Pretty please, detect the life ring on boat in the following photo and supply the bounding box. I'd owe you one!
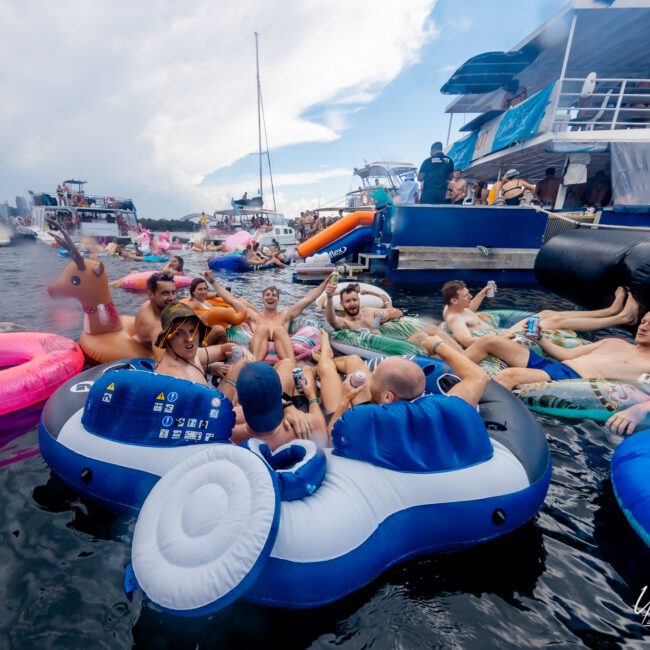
[316,282,391,311]
[80,315,153,363]
[226,318,321,363]
[115,271,193,292]
[0,332,84,419]
[515,377,650,426]
[611,429,650,547]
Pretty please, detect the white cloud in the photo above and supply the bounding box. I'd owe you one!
[0,0,438,217]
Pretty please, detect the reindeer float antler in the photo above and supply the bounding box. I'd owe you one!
[45,217,86,270]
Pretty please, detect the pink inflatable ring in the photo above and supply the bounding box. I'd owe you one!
[0,333,84,418]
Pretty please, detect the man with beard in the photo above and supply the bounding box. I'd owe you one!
[204,268,331,364]
[324,281,459,348]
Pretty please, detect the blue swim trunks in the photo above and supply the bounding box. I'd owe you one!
[526,350,581,381]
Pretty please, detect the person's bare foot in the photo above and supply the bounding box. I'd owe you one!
[620,292,640,324]
[610,286,627,313]
[311,349,321,363]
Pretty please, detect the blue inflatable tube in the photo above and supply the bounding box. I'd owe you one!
[143,255,169,263]
[208,253,275,272]
[611,429,650,546]
[312,226,373,263]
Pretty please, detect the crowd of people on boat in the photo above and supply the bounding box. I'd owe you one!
[416,142,613,210]
[295,210,345,242]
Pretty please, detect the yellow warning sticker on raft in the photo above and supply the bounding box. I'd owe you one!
[156,392,165,401]
[107,383,115,391]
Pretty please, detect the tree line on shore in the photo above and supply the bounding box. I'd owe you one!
[138,218,196,232]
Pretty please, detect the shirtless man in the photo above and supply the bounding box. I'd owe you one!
[155,302,240,383]
[134,272,178,347]
[443,280,638,348]
[219,357,330,450]
[535,167,561,208]
[325,281,403,333]
[204,269,331,363]
[462,311,650,390]
[446,169,468,204]
[316,329,488,434]
[325,281,461,350]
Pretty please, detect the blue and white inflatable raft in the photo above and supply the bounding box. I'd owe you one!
[39,357,551,615]
[611,429,650,547]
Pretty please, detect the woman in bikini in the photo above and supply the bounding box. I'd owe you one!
[493,169,536,206]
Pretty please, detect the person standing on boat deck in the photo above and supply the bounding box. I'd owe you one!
[535,168,561,208]
[446,170,468,204]
[418,142,454,205]
[56,184,64,206]
[396,171,419,204]
[492,169,536,206]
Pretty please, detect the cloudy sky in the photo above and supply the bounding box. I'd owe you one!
[0,0,565,219]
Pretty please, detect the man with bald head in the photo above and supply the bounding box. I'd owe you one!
[318,329,488,432]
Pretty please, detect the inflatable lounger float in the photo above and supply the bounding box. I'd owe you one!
[40,356,550,615]
[515,378,650,427]
[441,309,587,349]
[226,318,321,363]
[611,429,650,547]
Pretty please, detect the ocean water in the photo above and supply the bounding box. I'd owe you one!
[0,238,649,649]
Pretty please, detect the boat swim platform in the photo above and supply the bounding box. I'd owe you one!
[394,246,537,271]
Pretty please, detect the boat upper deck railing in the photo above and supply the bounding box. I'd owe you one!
[551,76,650,132]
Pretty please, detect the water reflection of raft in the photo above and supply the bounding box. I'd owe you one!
[516,378,650,427]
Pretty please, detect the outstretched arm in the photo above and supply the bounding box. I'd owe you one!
[469,286,489,312]
[325,281,348,330]
[285,274,333,320]
[421,335,489,407]
[202,268,258,318]
[538,337,605,361]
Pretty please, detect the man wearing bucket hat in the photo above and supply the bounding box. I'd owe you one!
[492,169,536,206]
[155,302,239,383]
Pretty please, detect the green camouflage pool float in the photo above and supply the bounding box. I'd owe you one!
[516,378,650,423]
[329,329,423,359]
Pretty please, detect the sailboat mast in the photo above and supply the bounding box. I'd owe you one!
[255,32,263,204]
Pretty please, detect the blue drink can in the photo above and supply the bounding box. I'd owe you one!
[292,368,304,391]
[526,316,541,338]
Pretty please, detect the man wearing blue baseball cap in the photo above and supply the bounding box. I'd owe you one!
[222,360,329,450]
